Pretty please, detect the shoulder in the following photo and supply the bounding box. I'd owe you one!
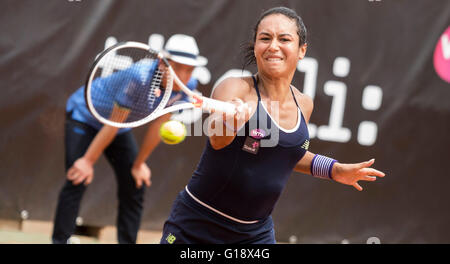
[187,77,198,90]
[126,62,152,79]
[291,85,314,123]
[211,76,253,101]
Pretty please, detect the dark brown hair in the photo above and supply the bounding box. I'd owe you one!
[242,6,307,68]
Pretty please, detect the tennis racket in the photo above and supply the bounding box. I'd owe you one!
[84,41,236,128]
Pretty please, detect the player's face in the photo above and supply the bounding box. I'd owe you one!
[170,60,195,91]
[254,14,306,78]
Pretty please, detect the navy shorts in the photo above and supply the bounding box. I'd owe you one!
[160,190,276,244]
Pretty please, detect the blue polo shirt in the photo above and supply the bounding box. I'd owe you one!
[66,60,197,133]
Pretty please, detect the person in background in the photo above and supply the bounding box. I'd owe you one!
[52,34,207,244]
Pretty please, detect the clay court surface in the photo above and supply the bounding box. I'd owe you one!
[0,219,162,244]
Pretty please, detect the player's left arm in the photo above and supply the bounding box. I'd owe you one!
[131,113,172,188]
[292,89,385,191]
[294,153,385,191]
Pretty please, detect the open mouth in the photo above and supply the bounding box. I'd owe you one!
[266,57,283,61]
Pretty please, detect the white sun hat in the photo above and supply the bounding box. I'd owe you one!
[164,34,208,67]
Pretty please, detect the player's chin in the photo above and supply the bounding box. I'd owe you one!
[261,66,287,78]
[260,62,288,73]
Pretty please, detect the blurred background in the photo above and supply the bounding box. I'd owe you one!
[1,0,449,244]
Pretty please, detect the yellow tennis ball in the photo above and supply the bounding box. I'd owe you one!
[159,120,187,145]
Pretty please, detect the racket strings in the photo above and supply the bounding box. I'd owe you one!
[89,47,170,125]
[147,64,164,110]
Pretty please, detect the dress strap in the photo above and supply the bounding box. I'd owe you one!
[289,85,300,110]
[251,75,262,129]
[251,75,262,102]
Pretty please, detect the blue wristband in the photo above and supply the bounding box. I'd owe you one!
[311,154,337,180]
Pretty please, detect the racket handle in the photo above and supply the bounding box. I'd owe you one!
[201,97,236,115]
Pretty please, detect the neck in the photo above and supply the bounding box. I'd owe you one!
[256,72,294,103]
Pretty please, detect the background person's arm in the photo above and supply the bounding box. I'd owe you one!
[131,113,172,188]
[67,105,130,185]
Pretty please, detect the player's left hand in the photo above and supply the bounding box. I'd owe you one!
[332,159,385,191]
[131,163,152,189]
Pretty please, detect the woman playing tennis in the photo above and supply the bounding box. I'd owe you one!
[160,6,386,244]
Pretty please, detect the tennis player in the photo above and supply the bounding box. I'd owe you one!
[52,34,207,244]
[160,7,385,244]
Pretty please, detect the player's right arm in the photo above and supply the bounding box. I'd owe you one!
[208,77,252,150]
[67,105,130,185]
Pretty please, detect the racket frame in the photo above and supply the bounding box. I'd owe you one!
[85,41,236,128]
[85,42,173,128]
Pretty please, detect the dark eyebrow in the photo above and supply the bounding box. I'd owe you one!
[258,32,293,38]
[258,32,272,37]
[278,33,293,38]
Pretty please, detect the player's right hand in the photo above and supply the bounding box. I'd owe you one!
[208,97,253,149]
[223,98,252,133]
[67,157,94,186]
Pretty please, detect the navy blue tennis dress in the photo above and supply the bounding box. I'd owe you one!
[160,76,310,244]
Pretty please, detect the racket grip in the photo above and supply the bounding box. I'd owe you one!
[201,98,236,115]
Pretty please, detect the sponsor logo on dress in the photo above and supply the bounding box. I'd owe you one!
[301,139,310,150]
[250,128,266,139]
[166,233,176,244]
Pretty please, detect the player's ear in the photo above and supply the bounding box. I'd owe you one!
[298,43,307,60]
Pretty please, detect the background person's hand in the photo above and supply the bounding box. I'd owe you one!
[131,163,152,189]
[332,159,386,191]
[67,157,94,186]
